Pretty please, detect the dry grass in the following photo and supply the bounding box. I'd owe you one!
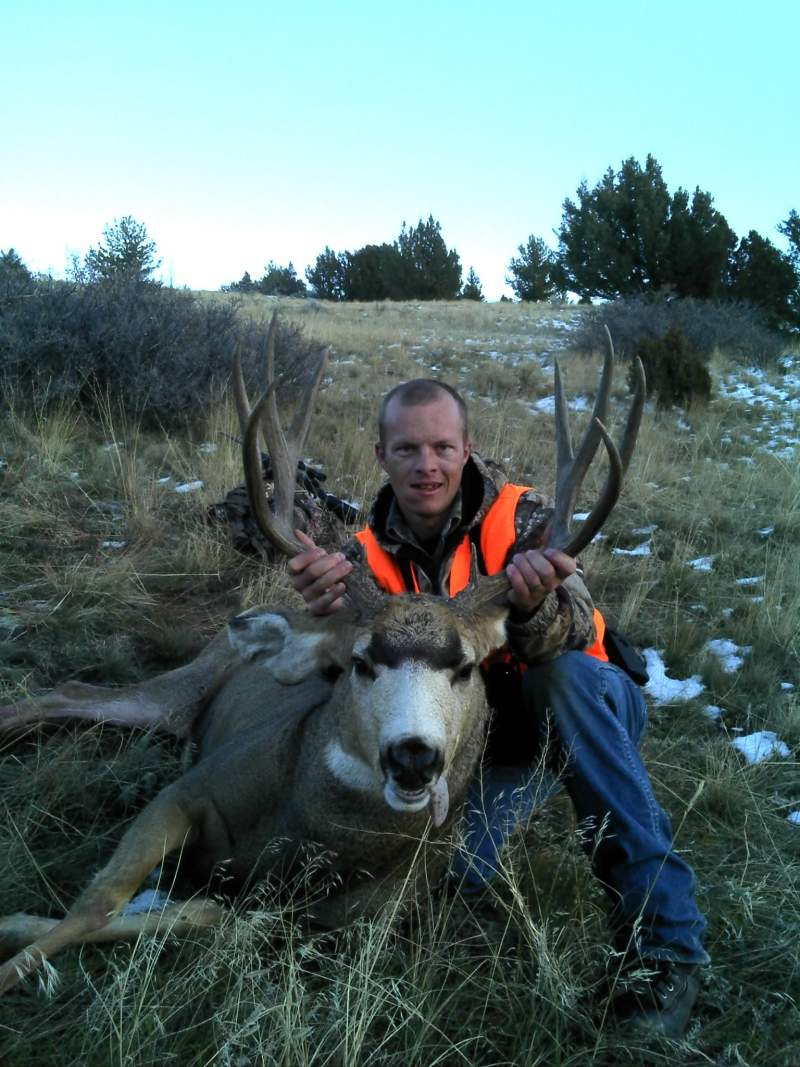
[1,299,798,1065]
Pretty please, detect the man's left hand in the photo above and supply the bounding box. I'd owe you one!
[505,548,577,615]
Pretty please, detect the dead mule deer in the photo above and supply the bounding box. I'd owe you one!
[0,318,644,995]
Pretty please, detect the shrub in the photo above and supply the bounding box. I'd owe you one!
[631,327,712,409]
[0,274,320,427]
[574,295,786,365]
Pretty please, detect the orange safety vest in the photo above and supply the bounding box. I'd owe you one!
[355,483,608,662]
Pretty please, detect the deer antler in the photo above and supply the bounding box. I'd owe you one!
[240,316,389,616]
[549,326,645,557]
[240,312,329,558]
[455,330,645,613]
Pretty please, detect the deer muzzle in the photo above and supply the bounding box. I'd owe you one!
[380,738,449,826]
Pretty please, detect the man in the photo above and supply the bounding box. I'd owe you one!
[289,379,708,1038]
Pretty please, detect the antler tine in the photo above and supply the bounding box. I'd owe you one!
[547,328,643,557]
[568,324,614,476]
[560,420,622,557]
[232,345,252,439]
[553,358,574,469]
[619,355,646,474]
[288,346,330,449]
[258,312,297,526]
[243,383,303,558]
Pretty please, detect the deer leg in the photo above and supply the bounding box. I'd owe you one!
[0,899,224,956]
[0,630,239,740]
[0,783,202,994]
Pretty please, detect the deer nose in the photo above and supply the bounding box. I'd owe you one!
[382,738,443,790]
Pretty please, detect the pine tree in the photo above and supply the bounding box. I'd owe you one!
[507,236,563,301]
[461,267,484,301]
[84,217,161,283]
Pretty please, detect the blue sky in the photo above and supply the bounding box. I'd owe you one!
[2,0,797,299]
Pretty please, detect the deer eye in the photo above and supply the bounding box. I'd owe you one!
[453,663,474,684]
[352,655,375,679]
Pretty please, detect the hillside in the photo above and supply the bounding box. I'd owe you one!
[0,298,798,1064]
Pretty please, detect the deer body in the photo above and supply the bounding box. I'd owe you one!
[179,597,506,920]
[0,594,508,989]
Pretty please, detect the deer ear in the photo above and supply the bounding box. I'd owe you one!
[227,609,332,684]
[470,606,511,662]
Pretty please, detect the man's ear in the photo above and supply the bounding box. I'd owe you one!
[374,441,386,469]
[463,438,472,462]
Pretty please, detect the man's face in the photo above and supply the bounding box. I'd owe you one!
[375,393,471,534]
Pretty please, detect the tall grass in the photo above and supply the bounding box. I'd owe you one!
[1,300,798,1065]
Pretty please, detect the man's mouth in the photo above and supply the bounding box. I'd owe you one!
[411,482,443,494]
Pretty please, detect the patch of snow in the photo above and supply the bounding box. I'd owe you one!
[572,511,590,522]
[102,441,125,451]
[704,705,724,721]
[198,442,217,454]
[643,649,704,706]
[732,731,790,765]
[688,555,716,572]
[611,542,652,557]
[533,395,590,414]
[101,540,127,549]
[157,476,172,484]
[721,608,734,619]
[780,681,795,691]
[736,576,764,586]
[757,526,775,537]
[122,889,172,915]
[175,480,203,493]
[632,524,658,535]
[788,811,800,826]
[706,638,751,673]
[749,596,765,604]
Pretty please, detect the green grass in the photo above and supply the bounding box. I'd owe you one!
[1,299,798,1065]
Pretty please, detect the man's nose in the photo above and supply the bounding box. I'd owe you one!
[414,445,438,471]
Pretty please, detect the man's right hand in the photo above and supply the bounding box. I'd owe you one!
[288,530,353,615]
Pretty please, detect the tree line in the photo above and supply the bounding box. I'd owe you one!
[226,155,799,333]
[3,153,799,334]
[224,215,474,303]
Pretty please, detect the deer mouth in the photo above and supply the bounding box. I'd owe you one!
[384,775,450,827]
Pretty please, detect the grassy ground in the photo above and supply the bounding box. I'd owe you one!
[1,298,798,1065]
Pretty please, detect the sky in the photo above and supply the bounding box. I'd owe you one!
[1,0,798,300]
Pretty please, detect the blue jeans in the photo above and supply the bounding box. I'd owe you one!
[451,651,709,965]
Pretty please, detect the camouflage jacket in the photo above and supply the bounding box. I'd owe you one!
[344,454,598,664]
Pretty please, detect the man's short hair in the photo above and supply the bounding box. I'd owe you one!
[377,379,469,443]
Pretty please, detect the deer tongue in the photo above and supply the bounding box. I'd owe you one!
[429,776,449,827]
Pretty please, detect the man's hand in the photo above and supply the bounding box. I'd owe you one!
[287,530,353,615]
[505,547,576,615]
